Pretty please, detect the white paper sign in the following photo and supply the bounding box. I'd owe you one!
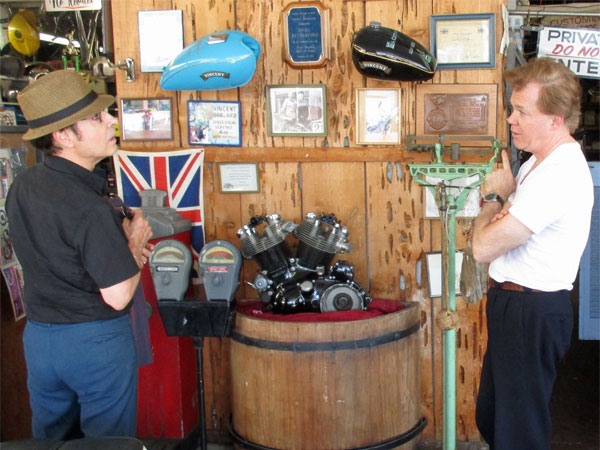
[45,0,101,11]
[138,10,184,72]
[537,26,600,79]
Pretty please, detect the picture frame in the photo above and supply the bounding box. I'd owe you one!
[282,1,330,69]
[355,88,401,145]
[119,98,173,142]
[430,13,496,70]
[218,163,260,193]
[188,100,241,147]
[138,10,184,72]
[426,251,464,298]
[416,83,497,143]
[266,84,327,137]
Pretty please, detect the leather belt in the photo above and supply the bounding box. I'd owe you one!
[487,278,543,293]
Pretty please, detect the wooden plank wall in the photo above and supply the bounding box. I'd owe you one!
[112,0,507,442]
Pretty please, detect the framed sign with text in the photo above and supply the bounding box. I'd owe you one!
[430,13,496,70]
[283,1,330,69]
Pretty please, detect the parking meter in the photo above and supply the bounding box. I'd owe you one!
[197,240,242,302]
[149,239,192,301]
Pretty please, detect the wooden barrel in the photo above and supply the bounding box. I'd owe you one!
[230,301,424,450]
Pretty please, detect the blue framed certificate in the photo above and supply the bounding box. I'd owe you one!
[283,1,330,69]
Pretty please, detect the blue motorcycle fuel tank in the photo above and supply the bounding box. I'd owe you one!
[352,22,436,81]
[160,30,261,91]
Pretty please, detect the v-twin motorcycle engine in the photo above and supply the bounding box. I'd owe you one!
[237,213,371,314]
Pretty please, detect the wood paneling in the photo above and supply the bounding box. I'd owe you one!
[112,0,508,442]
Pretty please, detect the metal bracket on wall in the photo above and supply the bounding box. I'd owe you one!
[113,57,136,82]
[406,135,498,160]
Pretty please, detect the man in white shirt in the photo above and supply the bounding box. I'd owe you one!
[472,57,594,450]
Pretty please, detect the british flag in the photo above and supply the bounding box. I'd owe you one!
[113,149,205,256]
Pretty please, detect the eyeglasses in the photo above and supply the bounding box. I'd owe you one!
[85,110,109,123]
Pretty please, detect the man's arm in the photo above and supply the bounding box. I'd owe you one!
[100,209,154,310]
[100,273,142,310]
[472,150,532,263]
[472,204,532,263]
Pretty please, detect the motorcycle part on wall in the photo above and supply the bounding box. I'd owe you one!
[237,212,371,314]
[352,22,437,82]
[8,10,40,56]
[160,30,261,91]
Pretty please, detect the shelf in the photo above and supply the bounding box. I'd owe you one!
[0,125,27,133]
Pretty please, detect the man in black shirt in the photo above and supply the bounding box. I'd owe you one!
[6,70,153,439]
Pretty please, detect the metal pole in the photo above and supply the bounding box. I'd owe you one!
[442,204,457,450]
[194,337,207,450]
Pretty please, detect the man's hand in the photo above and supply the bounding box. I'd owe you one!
[483,150,516,200]
[122,209,154,269]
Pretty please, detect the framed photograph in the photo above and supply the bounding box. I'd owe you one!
[266,84,327,137]
[119,98,173,141]
[283,1,330,69]
[426,251,464,298]
[416,83,497,142]
[218,163,259,193]
[355,88,401,145]
[188,100,241,147]
[138,10,184,72]
[430,13,496,70]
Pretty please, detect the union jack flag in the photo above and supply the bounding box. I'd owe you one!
[113,149,205,256]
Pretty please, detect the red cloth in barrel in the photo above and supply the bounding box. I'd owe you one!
[235,298,405,322]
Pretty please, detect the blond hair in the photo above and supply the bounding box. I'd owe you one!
[504,57,581,133]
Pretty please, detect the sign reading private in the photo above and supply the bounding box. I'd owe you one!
[45,0,101,11]
[537,26,600,79]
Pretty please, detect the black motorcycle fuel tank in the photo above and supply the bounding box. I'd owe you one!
[352,22,437,81]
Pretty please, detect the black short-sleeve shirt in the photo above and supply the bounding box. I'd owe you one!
[6,156,140,323]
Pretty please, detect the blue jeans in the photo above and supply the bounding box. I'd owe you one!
[23,314,138,439]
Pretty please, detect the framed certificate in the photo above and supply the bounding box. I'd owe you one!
[218,163,259,193]
[430,13,496,70]
[283,1,330,69]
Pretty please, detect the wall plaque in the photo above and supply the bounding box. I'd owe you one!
[416,83,497,146]
[283,1,330,69]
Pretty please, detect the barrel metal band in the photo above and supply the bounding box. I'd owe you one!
[231,321,420,352]
[230,417,428,450]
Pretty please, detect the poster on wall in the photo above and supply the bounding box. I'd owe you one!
[0,147,28,321]
[537,26,600,79]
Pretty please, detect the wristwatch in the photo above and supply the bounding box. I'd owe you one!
[480,192,505,208]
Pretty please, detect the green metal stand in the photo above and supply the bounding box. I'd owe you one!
[409,137,502,450]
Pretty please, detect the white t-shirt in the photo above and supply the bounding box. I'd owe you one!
[489,143,594,291]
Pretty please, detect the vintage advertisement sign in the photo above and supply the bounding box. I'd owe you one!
[537,26,600,79]
[45,0,101,11]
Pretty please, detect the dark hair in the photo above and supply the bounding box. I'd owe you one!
[30,123,82,157]
[504,57,581,133]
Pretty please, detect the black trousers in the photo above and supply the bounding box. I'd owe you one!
[476,286,573,450]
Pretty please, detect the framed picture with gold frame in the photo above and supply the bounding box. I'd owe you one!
[416,83,497,145]
[355,88,401,145]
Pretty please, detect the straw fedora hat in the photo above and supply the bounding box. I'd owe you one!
[18,70,114,140]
